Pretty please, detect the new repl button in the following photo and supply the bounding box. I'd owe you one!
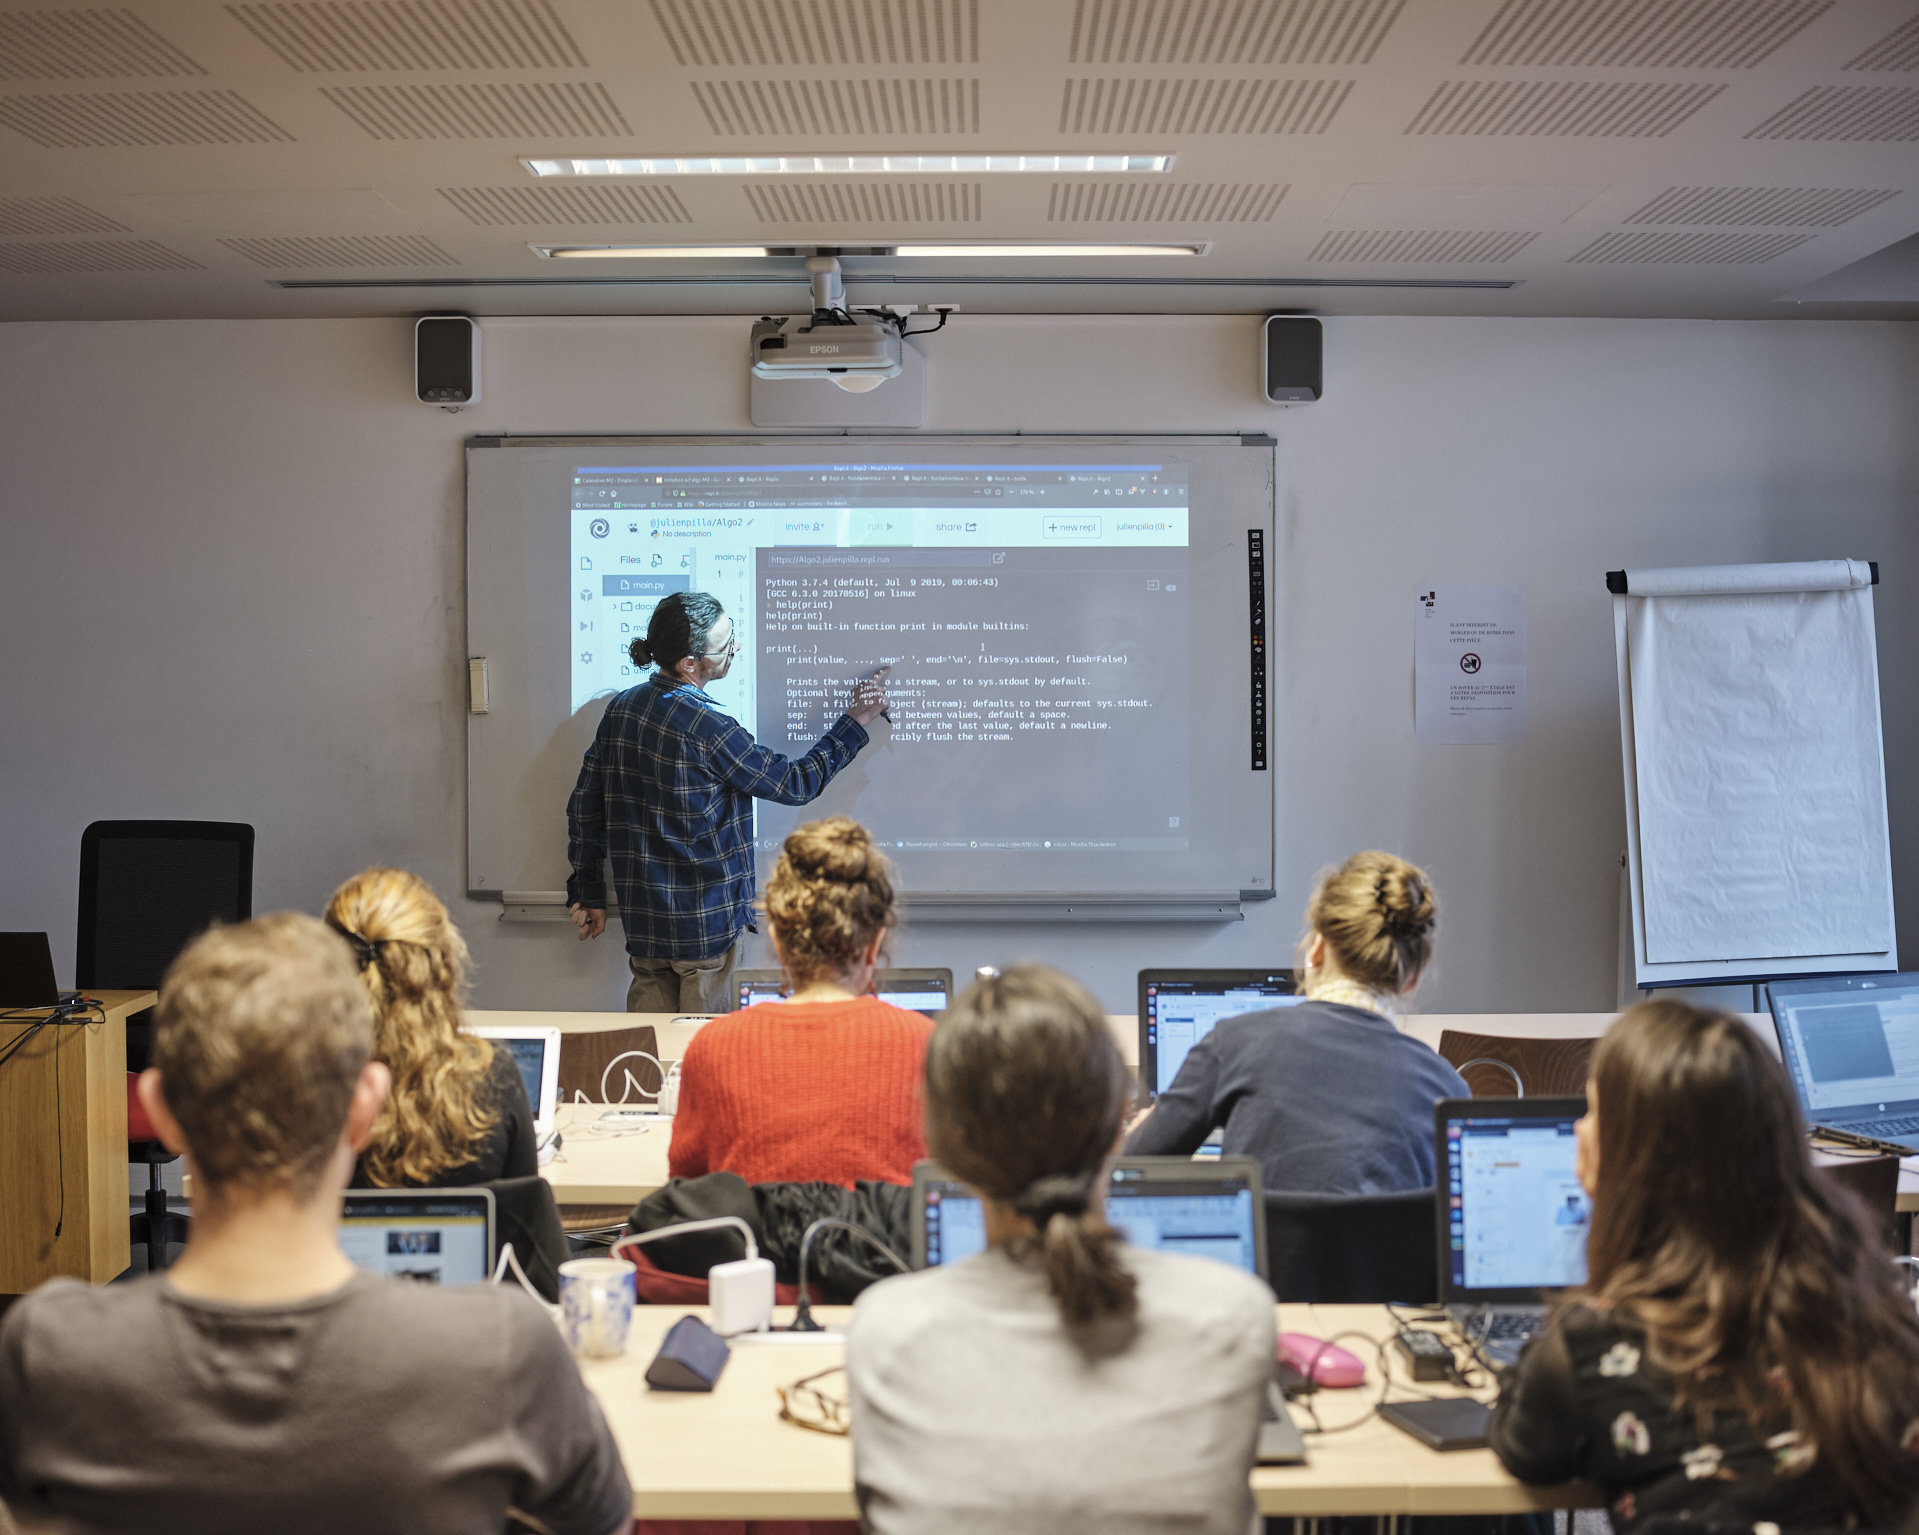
[1044,517,1101,539]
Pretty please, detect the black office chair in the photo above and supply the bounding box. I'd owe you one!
[1263,1187,1437,1304]
[77,820,253,1271]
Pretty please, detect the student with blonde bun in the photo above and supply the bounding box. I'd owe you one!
[1128,850,1466,1194]
[324,867,537,1189]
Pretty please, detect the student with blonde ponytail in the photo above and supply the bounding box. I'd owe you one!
[324,868,537,1188]
[846,965,1275,1535]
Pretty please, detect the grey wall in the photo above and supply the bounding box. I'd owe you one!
[3,314,1915,1015]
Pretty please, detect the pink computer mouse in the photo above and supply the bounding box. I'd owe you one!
[1277,1332,1367,1389]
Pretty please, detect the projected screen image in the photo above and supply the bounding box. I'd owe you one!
[570,460,1191,858]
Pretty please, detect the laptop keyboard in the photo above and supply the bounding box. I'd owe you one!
[1481,1313,1543,1342]
[1855,1116,1919,1137]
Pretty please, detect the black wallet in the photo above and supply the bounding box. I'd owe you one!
[1377,1397,1492,1450]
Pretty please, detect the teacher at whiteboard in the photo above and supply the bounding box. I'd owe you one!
[565,590,890,1014]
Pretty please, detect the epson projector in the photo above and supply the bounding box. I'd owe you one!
[750,313,902,392]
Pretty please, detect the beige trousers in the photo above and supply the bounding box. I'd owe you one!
[625,935,745,1015]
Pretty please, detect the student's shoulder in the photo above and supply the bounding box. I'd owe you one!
[2,1275,154,1357]
[849,1254,1019,1340]
[336,1274,566,1366]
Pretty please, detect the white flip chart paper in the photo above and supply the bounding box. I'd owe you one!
[1416,585,1526,744]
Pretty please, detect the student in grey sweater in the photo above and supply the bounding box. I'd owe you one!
[0,913,630,1535]
[1128,850,1466,1195]
[847,964,1276,1535]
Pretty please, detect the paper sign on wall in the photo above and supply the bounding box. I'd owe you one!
[1416,585,1526,743]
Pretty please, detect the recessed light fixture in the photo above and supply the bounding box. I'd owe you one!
[522,154,1174,178]
[532,242,1207,260]
[892,243,1206,257]
[534,244,774,259]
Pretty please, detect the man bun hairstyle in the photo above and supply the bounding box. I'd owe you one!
[1307,849,1437,994]
[628,590,725,674]
[924,964,1138,1336]
[763,817,896,987]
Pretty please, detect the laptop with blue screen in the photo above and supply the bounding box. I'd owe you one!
[1769,972,1919,1154]
[1138,969,1300,1101]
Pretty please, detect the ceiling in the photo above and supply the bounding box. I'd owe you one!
[2,0,1917,321]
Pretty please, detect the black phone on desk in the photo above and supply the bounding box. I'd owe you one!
[1377,1398,1491,1451]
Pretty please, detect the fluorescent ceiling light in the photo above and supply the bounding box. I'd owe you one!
[522,154,1173,177]
[893,243,1206,257]
[534,244,772,259]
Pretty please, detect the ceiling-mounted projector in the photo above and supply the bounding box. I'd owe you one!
[750,255,909,393]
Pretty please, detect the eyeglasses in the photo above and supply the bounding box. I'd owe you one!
[703,634,740,661]
[776,1366,849,1436]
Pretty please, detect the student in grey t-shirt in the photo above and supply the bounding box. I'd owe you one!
[847,965,1276,1535]
[0,912,630,1535]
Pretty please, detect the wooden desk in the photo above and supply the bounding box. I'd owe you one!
[0,990,152,1290]
[582,1302,1598,1520]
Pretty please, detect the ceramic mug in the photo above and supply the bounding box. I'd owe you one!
[559,1256,637,1358]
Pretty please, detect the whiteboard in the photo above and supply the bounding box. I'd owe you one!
[466,435,1276,920]
[1613,560,1895,987]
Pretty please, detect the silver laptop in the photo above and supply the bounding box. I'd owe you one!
[1769,972,1919,1153]
[340,1189,495,1286]
[1435,1097,1589,1367]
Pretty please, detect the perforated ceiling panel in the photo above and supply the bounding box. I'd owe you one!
[320,82,630,138]
[0,90,293,147]
[1309,229,1539,262]
[220,234,457,266]
[0,239,200,273]
[1746,86,1919,140]
[226,0,587,71]
[0,9,206,80]
[1061,76,1352,133]
[0,195,128,237]
[1407,80,1724,136]
[1460,0,1830,69]
[1569,230,1815,262]
[1047,181,1288,221]
[439,184,691,224]
[1623,185,1900,226]
[690,78,978,135]
[1066,0,1407,64]
[649,0,977,65]
[1844,14,1919,72]
[743,181,981,222]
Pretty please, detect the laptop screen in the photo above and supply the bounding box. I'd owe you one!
[1440,1103,1588,1298]
[340,1193,492,1285]
[1769,973,1919,1127]
[738,971,951,1016]
[494,1035,548,1113]
[1140,971,1301,1098]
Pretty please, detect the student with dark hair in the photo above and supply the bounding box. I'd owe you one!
[0,914,630,1535]
[1128,849,1466,1194]
[1490,1000,1919,1532]
[565,589,890,1012]
[846,964,1275,1535]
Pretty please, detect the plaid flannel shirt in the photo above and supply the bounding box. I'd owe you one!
[566,674,869,961]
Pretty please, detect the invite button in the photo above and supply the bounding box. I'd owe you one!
[1043,517,1101,539]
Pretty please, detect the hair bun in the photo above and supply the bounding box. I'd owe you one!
[628,637,653,668]
[1372,870,1435,938]
[785,817,873,882]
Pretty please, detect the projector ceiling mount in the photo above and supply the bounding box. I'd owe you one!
[749,254,952,393]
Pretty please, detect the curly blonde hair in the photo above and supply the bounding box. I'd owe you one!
[762,817,896,987]
[1305,850,1437,994]
[323,868,497,1187]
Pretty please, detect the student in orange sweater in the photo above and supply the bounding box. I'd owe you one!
[667,816,933,1189]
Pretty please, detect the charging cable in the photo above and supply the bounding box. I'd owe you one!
[1895,1255,1919,1312]
[614,1218,772,1336]
[600,1049,664,1106]
[612,1216,760,1265]
[491,1241,558,1315]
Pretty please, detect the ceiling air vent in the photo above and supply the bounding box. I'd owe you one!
[0,239,200,273]
[0,195,128,236]
[1048,182,1287,221]
[1745,86,1919,140]
[440,184,691,225]
[1061,76,1352,133]
[1067,0,1406,65]
[321,81,630,139]
[690,77,978,135]
[1309,229,1538,262]
[1406,80,1723,136]
[221,235,457,267]
[1844,15,1919,72]
[1568,230,1814,262]
[1623,185,1900,226]
[1461,0,1830,69]
[650,0,977,66]
[744,182,981,222]
[0,8,205,80]
[226,0,586,71]
[0,89,292,146]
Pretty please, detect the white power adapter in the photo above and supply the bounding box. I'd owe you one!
[708,1255,775,1336]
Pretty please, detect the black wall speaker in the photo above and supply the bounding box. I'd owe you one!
[415,314,480,405]
[1263,316,1321,404]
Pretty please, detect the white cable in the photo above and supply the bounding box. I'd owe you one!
[491,1240,559,1315]
[612,1216,759,1263]
[600,1049,664,1105]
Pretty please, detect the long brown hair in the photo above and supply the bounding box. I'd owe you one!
[762,817,896,989]
[924,964,1137,1334]
[1304,850,1437,993]
[1584,1000,1919,1521]
[324,868,497,1188]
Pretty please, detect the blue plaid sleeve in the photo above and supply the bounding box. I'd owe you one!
[703,711,869,804]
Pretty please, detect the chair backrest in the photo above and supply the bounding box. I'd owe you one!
[1437,1030,1595,1099]
[1816,1155,1902,1250]
[558,1024,662,1103]
[487,1174,572,1303]
[77,821,253,990]
[1263,1188,1437,1304]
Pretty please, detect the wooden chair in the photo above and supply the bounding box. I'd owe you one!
[557,1023,661,1104]
[1437,1030,1595,1099]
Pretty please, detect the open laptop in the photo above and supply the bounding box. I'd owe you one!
[340,1189,494,1285]
[736,967,953,1018]
[0,933,75,1008]
[1138,969,1300,1101]
[465,1025,561,1137]
[1769,972,1919,1154]
[1435,1096,1589,1367]
[910,1154,1304,1464]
